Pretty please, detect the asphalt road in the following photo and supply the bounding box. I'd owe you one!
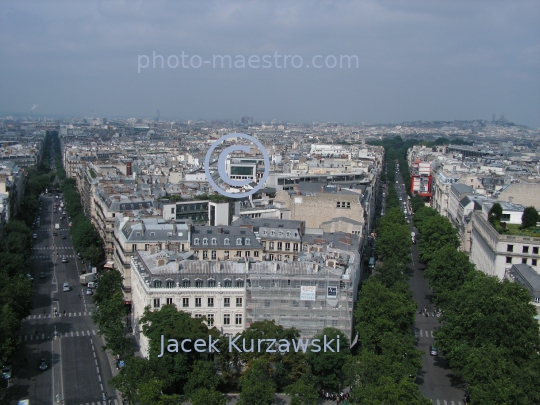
[7,194,118,405]
[393,170,466,405]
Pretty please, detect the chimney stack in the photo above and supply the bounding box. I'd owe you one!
[217,227,223,234]
[337,185,341,192]
[320,186,324,193]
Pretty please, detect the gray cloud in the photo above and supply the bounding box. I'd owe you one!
[0,0,538,126]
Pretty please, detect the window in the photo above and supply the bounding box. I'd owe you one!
[211,251,217,260]
[270,230,275,236]
[507,245,514,252]
[236,251,242,257]
[203,251,208,259]
[245,238,250,245]
[262,241,267,249]
[245,251,250,257]
[208,297,214,307]
[293,243,299,252]
[182,298,189,307]
[207,314,214,326]
[224,238,230,245]
[533,259,538,266]
[285,242,290,251]
[194,238,199,245]
[236,279,244,287]
[501,214,511,221]
[534,297,540,303]
[153,298,160,308]
[337,201,341,208]
[278,231,283,237]
[236,297,243,307]
[224,297,230,307]
[346,202,351,209]
[223,314,230,325]
[277,242,282,250]
[235,314,242,325]
[166,298,173,305]
[182,279,190,287]
[506,256,512,264]
[208,279,216,287]
[171,207,175,214]
[224,251,229,259]
[262,230,267,236]
[523,246,529,253]
[254,251,259,257]
[286,231,291,237]
[236,238,242,245]
[533,247,539,254]
[195,298,201,307]
[166,280,174,288]
[522,258,527,264]
[194,314,202,319]
[211,238,217,245]
[195,279,203,287]
[132,244,137,252]
[224,279,232,288]
[203,238,208,245]
[269,242,274,249]
[277,254,282,261]
[150,232,155,237]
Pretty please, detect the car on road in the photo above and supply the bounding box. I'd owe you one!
[25,273,33,282]
[86,288,93,295]
[62,283,70,292]
[430,346,439,356]
[1,365,11,379]
[39,358,48,371]
[398,196,402,201]
[61,257,67,263]
[32,233,37,239]
[53,231,58,236]
[39,272,46,279]
[76,252,82,260]
[61,234,67,239]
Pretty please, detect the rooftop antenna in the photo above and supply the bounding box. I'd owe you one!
[31,104,38,121]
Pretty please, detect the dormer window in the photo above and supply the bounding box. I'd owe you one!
[207,278,216,287]
[236,279,244,287]
[270,230,275,236]
[136,232,141,237]
[195,279,203,287]
[211,238,217,245]
[236,238,242,246]
[194,238,199,245]
[153,280,162,288]
[150,232,155,237]
[278,231,283,237]
[262,230,267,236]
[245,239,251,246]
[203,238,208,245]
[224,238,230,245]
[182,278,190,287]
[286,231,291,237]
[224,278,232,287]
[166,279,174,288]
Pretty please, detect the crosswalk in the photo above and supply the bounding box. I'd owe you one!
[32,254,76,259]
[32,246,73,250]
[25,312,92,320]
[74,400,120,405]
[22,329,97,340]
[431,400,463,405]
[418,329,435,338]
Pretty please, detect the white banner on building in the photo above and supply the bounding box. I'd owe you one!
[300,286,316,301]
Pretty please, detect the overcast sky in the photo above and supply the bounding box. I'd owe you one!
[1,0,538,127]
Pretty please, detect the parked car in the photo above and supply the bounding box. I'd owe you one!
[62,283,70,292]
[39,272,46,279]
[430,346,439,356]
[39,358,48,371]
[61,257,68,263]
[86,288,93,295]
[26,273,33,282]
[1,365,11,379]
[32,234,37,239]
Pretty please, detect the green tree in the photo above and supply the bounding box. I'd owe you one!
[351,376,432,405]
[488,202,503,224]
[521,206,538,229]
[375,257,408,289]
[183,360,220,398]
[284,371,319,405]
[417,215,459,263]
[238,358,276,405]
[82,244,104,266]
[110,357,156,404]
[190,388,226,405]
[307,328,350,391]
[410,196,425,213]
[423,246,475,295]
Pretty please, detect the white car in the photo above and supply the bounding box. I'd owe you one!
[86,288,93,295]
[62,283,70,292]
[32,234,38,239]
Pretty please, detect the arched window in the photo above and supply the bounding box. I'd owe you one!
[224,238,230,245]
[203,238,208,245]
[245,238,251,246]
[194,238,199,245]
[211,238,217,245]
[236,238,242,245]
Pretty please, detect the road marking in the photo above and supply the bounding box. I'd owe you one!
[420,330,423,337]
[87,330,90,336]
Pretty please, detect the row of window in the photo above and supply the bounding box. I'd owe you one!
[198,250,259,259]
[153,279,244,288]
[261,229,299,238]
[193,313,242,326]
[507,245,539,254]
[506,257,538,266]
[194,237,251,246]
[262,241,299,251]
[153,297,243,308]
[336,201,351,209]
